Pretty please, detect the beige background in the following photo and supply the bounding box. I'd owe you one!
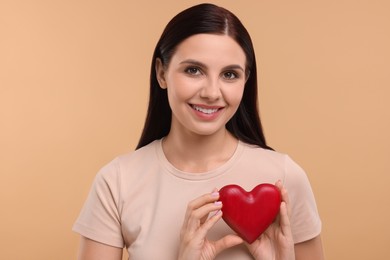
[1,0,389,259]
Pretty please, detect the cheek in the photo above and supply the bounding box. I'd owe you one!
[168,76,199,101]
[225,84,245,105]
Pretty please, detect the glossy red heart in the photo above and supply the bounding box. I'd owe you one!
[219,184,281,243]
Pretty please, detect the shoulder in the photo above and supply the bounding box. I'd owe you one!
[240,142,311,185]
[95,140,160,185]
[239,142,290,169]
[240,143,322,242]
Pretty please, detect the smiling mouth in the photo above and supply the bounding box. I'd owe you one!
[190,104,221,114]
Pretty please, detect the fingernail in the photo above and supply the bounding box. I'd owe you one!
[214,201,222,206]
[213,210,222,216]
[211,191,219,197]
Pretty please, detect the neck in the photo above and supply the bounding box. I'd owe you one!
[162,129,238,173]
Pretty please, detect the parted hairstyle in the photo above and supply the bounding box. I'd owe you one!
[136,3,272,150]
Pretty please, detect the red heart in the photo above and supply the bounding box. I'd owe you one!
[219,184,281,243]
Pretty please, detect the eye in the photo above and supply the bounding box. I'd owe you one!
[185,67,202,76]
[223,71,238,80]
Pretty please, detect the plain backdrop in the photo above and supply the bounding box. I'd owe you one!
[1,0,389,259]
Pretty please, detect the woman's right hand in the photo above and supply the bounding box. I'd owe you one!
[178,190,243,260]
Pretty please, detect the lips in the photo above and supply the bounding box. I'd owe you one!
[190,104,223,114]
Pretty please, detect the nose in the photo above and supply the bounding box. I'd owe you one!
[199,77,222,101]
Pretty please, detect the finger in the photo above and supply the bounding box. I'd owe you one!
[214,234,244,255]
[281,187,291,218]
[275,179,283,190]
[186,201,223,232]
[200,200,223,224]
[279,201,293,238]
[185,191,220,218]
[275,180,291,217]
[191,209,223,242]
[183,191,220,229]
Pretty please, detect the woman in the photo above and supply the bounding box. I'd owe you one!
[73,3,324,259]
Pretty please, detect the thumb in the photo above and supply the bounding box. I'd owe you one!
[214,234,243,255]
[280,201,293,238]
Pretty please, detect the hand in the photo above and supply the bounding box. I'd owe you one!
[246,181,295,260]
[178,190,243,260]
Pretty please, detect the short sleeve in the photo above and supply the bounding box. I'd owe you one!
[72,158,124,248]
[284,156,322,243]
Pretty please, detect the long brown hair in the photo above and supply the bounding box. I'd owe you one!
[136,3,272,150]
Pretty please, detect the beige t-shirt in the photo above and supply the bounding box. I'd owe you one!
[73,139,321,259]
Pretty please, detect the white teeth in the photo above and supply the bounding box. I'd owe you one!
[192,105,219,114]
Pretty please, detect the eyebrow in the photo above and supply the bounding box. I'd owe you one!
[179,59,245,72]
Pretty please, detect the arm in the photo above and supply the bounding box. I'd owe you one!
[295,235,324,260]
[77,236,123,260]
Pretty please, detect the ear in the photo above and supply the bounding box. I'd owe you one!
[155,58,167,89]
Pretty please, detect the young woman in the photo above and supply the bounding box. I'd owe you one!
[73,4,324,260]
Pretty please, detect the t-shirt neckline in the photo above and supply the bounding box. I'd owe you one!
[155,138,244,181]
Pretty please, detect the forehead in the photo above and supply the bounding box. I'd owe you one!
[170,34,247,67]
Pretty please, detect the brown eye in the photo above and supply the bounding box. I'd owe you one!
[223,71,238,80]
[185,67,201,75]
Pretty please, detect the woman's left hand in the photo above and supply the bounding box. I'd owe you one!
[246,180,295,260]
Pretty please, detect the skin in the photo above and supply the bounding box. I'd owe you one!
[76,34,325,259]
[77,237,122,260]
[246,181,295,260]
[177,182,294,260]
[156,34,247,173]
[77,185,324,260]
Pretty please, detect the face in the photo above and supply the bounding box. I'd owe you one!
[156,34,247,137]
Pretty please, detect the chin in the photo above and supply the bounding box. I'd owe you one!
[189,126,227,137]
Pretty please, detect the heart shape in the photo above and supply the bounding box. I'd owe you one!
[219,184,281,243]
